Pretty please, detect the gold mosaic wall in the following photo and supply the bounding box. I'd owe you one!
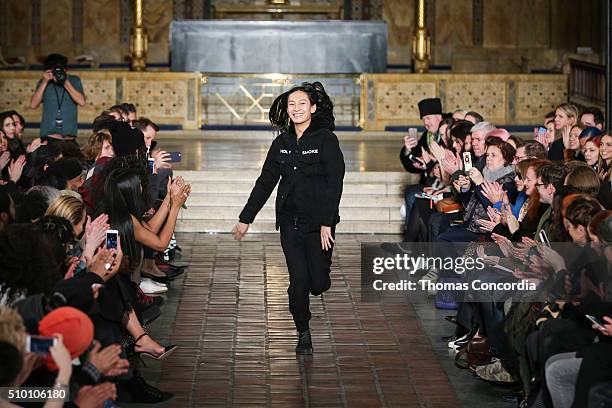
[360,74,568,130]
[0,71,201,129]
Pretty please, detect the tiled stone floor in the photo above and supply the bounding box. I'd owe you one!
[139,233,512,408]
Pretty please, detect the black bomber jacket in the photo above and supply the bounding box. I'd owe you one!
[239,115,345,232]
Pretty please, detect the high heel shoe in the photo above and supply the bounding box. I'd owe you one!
[132,333,177,360]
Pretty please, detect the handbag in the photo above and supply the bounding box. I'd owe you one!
[455,337,493,369]
[435,197,462,213]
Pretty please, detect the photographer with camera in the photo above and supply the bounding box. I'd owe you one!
[30,54,86,141]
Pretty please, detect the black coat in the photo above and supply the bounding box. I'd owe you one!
[400,130,431,174]
[239,116,345,232]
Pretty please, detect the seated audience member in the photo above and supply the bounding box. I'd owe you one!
[35,157,83,192]
[465,111,484,124]
[579,106,605,131]
[548,103,579,161]
[439,136,516,242]
[120,103,137,126]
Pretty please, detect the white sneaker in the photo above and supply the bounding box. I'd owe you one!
[140,278,168,294]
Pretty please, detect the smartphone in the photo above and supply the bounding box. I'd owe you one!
[407,153,422,164]
[536,126,547,139]
[408,127,418,141]
[26,335,57,355]
[106,229,118,250]
[147,158,155,173]
[168,152,182,163]
[462,152,473,172]
[586,314,604,329]
[538,230,551,247]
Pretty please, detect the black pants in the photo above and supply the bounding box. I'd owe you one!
[280,222,334,332]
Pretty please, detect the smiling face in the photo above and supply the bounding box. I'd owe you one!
[99,140,115,159]
[569,126,581,150]
[524,167,537,196]
[584,141,600,166]
[287,90,316,127]
[601,135,612,162]
[422,114,442,134]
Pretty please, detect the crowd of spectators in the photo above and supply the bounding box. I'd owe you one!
[395,98,612,408]
[0,100,190,405]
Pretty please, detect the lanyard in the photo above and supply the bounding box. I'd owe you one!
[52,83,66,110]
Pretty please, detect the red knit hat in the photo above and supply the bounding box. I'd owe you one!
[38,307,94,371]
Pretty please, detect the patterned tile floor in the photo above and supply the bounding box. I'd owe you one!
[138,233,512,408]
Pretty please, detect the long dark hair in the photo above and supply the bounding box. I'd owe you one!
[99,168,144,269]
[268,81,334,133]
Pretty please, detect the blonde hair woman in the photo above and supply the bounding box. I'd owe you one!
[46,195,110,272]
[548,103,579,161]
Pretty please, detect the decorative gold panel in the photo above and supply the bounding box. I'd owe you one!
[375,82,436,120]
[360,73,568,130]
[123,80,188,119]
[445,81,506,122]
[0,79,37,113]
[0,71,201,130]
[81,79,118,119]
[516,80,568,122]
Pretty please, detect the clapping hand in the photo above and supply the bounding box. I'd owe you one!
[8,155,26,183]
[481,181,504,204]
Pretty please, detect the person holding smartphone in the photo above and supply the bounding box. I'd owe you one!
[232,82,344,355]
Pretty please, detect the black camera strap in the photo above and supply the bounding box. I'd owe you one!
[52,83,66,110]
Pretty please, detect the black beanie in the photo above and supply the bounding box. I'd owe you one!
[418,98,443,118]
[47,158,82,180]
[109,121,145,157]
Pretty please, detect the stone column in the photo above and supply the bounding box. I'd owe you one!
[412,0,431,73]
[130,0,148,71]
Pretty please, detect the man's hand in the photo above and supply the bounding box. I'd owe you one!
[232,222,249,241]
[43,70,54,83]
[320,226,335,251]
[404,135,418,151]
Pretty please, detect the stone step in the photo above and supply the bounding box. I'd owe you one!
[179,206,404,222]
[175,170,416,184]
[175,219,403,234]
[186,193,404,208]
[186,181,403,195]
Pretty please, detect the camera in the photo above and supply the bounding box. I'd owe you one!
[52,66,67,84]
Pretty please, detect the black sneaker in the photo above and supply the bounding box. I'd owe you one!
[295,330,313,355]
[116,370,174,404]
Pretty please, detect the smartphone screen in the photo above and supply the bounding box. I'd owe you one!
[538,230,551,247]
[168,152,182,163]
[462,152,473,172]
[408,127,418,141]
[537,126,547,138]
[147,158,155,173]
[106,230,118,250]
[586,314,603,329]
[27,335,56,355]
